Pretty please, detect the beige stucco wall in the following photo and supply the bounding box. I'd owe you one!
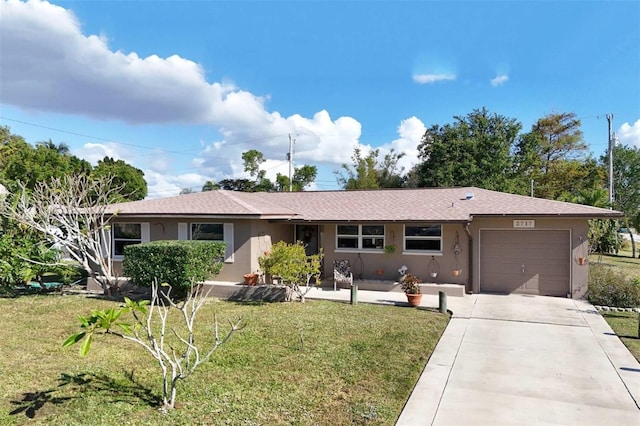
[108,216,590,298]
[321,223,469,284]
[111,218,254,283]
[468,217,590,298]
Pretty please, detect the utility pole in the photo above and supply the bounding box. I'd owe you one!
[606,114,614,209]
[287,134,295,192]
[530,179,534,197]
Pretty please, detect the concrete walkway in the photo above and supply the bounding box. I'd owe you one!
[305,288,640,425]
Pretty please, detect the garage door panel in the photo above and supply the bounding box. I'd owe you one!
[481,230,569,297]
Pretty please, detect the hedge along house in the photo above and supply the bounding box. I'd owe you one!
[103,187,621,299]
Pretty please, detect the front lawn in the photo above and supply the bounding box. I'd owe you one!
[601,311,640,362]
[0,295,448,425]
[590,243,640,277]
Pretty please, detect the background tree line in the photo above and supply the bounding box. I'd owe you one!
[0,125,147,291]
[336,108,640,257]
[0,125,147,201]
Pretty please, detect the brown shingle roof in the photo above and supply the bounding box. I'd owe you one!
[109,187,621,222]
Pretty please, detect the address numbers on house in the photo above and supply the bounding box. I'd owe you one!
[513,220,535,228]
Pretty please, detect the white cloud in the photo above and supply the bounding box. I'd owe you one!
[1,0,365,183]
[144,170,210,198]
[412,73,456,84]
[73,142,129,165]
[378,116,426,173]
[490,74,509,87]
[617,119,640,148]
[147,153,172,174]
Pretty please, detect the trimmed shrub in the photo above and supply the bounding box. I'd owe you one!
[123,240,225,299]
[587,263,640,308]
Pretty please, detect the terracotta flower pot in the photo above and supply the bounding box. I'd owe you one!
[376,268,384,276]
[406,293,422,307]
[243,273,258,286]
[452,269,462,277]
[577,257,587,265]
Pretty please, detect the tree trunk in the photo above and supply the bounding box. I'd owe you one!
[629,230,636,258]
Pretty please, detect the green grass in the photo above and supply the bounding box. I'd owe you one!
[0,295,448,425]
[601,311,640,362]
[589,242,640,277]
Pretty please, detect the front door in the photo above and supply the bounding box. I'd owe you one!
[295,225,319,256]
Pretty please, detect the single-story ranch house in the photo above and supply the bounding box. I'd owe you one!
[103,187,621,299]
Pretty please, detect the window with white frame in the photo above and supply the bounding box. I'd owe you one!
[190,223,224,241]
[112,223,143,257]
[336,224,385,251]
[179,222,234,263]
[404,224,442,253]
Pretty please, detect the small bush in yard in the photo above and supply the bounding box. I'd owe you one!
[123,240,225,299]
[588,263,640,308]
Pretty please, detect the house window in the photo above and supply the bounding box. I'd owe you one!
[404,225,442,253]
[179,222,234,263]
[191,223,224,241]
[336,224,385,251]
[113,223,142,257]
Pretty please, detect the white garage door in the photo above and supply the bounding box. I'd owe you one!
[480,230,570,297]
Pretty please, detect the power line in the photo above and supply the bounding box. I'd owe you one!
[0,115,292,158]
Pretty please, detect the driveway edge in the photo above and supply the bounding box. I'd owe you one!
[574,299,640,409]
[395,318,469,426]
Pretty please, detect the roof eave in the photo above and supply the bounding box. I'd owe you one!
[472,212,624,219]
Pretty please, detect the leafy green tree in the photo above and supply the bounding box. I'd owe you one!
[91,157,147,201]
[202,180,220,191]
[218,178,256,192]
[258,241,323,302]
[0,127,91,191]
[36,139,70,155]
[335,147,405,189]
[415,108,521,191]
[0,221,61,293]
[575,187,622,258]
[0,175,128,295]
[512,112,592,199]
[237,149,316,192]
[242,149,267,181]
[335,147,380,189]
[378,149,406,188]
[609,144,640,257]
[275,165,318,191]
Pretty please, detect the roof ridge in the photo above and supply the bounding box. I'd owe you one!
[218,190,263,214]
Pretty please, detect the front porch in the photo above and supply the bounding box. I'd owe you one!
[333,279,466,297]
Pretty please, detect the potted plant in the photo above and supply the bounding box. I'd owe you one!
[384,244,396,256]
[243,272,258,286]
[400,273,422,307]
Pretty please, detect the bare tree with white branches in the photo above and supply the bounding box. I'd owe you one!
[64,281,244,411]
[0,174,122,294]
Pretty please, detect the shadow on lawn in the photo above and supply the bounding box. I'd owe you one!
[9,371,161,419]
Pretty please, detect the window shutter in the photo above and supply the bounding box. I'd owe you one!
[141,223,150,243]
[101,225,112,258]
[178,223,188,240]
[223,223,234,263]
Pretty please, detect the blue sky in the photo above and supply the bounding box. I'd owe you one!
[1,0,639,198]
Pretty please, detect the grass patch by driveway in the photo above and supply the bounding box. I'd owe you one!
[590,246,640,277]
[601,311,640,362]
[0,295,448,425]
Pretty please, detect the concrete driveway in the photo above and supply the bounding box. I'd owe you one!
[397,294,640,425]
